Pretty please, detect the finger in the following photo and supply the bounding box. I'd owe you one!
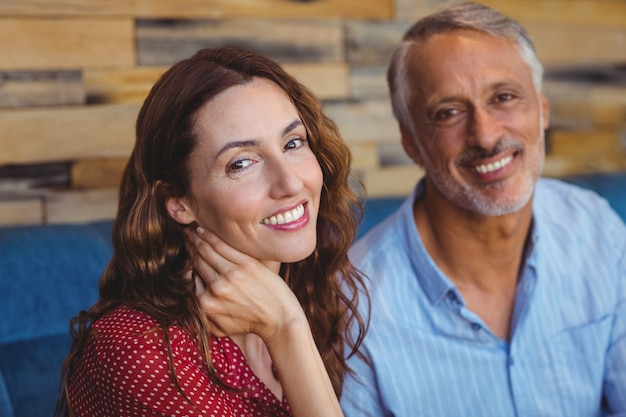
[185,229,233,282]
[195,286,242,337]
[187,227,237,275]
[194,271,206,296]
[195,226,257,269]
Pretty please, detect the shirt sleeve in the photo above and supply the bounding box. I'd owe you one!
[603,226,626,415]
[340,347,387,417]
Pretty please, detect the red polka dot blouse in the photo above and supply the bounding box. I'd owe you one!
[67,305,292,416]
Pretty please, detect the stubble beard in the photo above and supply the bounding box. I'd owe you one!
[422,128,545,218]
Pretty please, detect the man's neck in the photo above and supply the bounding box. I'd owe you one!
[414,190,533,339]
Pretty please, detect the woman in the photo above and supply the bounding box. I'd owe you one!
[55,46,368,417]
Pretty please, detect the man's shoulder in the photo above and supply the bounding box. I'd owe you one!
[535,178,621,220]
[351,206,407,266]
[534,178,626,248]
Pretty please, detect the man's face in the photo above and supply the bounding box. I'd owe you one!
[401,29,549,217]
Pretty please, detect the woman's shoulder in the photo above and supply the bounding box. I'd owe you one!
[90,305,197,355]
[94,305,160,339]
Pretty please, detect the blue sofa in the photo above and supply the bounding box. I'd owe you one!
[0,173,625,417]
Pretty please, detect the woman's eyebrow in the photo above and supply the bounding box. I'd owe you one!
[283,119,303,135]
[214,119,304,158]
[215,139,259,158]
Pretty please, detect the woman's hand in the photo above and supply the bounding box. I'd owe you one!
[184,226,307,343]
[185,225,344,417]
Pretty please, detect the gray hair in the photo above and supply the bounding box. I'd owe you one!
[388,1,544,131]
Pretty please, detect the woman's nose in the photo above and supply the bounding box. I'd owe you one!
[268,158,304,199]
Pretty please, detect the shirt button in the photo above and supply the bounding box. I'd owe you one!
[471,323,481,331]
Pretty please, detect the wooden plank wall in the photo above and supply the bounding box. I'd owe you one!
[0,0,625,226]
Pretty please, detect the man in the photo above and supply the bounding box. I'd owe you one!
[341,2,625,416]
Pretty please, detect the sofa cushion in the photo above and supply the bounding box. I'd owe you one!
[0,369,14,417]
[0,221,113,417]
[359,197,405,238]
[0,333,72,417]
[0,221,113,344]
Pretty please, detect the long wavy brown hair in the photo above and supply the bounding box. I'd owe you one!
[55,46,368,415]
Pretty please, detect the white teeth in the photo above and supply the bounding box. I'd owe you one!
[474,155,513,174]
[262,204,305,225]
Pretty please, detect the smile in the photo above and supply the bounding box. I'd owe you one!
[473,155,513,174]
[261,204,305,225]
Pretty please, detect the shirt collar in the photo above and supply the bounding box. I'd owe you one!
[401,179,457,305]
[401,179,540,305]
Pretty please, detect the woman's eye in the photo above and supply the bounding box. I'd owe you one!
[227,158,253,172]
[285,137,306,151]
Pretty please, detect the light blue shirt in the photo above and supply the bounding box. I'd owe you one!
[341,178,626,417]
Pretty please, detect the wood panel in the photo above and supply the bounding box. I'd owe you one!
[136,19,344,66]
[589,87,626,126]
[0,104,138,165]
[485,0,626,28]
[0,0,623,228]
[283,63,350,100]
[71,159,128,189]
[0,197,43,226]
[219,0,393,20]
[545,81,626,130]
[84,67,165,104]
[351,67,389,99]
[544,154,626,178]
[0,0,220,18]
[396,0,626,27]
[346,22,407,67]
[528,24,626,66]
[544,128,626,176]
[0,71,84,108]
[544,81,595,130]
[83,63,349,105]
[46,188,119,224]
[324,100,399,143]
[550,129,625,158]
[348,142,380,170]
[346,20,626,68]
[0,18,134,71]
[358,166,424,198]
[0,0,393,20]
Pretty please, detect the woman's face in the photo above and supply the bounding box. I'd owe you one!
[168,77,323,271]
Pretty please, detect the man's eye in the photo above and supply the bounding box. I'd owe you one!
[494,93,514,103]
[435,108,458,121]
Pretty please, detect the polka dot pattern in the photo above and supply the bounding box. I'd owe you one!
[68,305,292,417]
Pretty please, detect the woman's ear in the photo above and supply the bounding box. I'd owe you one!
[156,180,197,225]
[165,196,197,225]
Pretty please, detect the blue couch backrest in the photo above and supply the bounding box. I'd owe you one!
[0,221,113,417]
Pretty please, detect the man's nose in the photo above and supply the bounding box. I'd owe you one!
[467,106,502,150]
